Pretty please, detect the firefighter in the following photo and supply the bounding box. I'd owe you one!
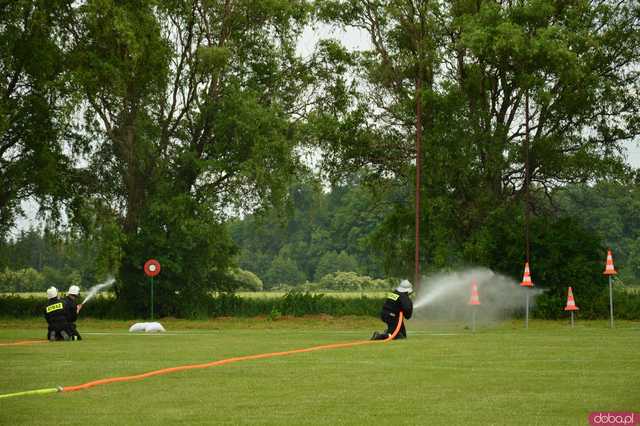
[371,279,413,340]
[63,285,83,340]
[44,287,71,341]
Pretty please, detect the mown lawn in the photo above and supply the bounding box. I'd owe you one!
[0,318,638,425]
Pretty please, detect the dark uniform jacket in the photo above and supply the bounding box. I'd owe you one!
[63,296,79,323]
[380,290,413,320]
[45,297,69,330]
[63,295,82,340]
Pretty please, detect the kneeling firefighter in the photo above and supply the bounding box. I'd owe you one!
[44,287,71,341]
[63,285,83,340]
[371,279,413,340]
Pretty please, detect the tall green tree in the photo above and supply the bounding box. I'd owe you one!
[0,0,75,237]
[67,0,311,316]
[230,172,397,282]
[555,179,640,284]
[315,0,640,277]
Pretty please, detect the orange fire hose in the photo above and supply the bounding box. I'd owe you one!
[63,312,405,393]
[0,312,405,397]
[0,339,48,347]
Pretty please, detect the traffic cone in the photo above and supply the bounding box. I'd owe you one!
[564,287,579,311]
[520,262,534,287]
[469,280,480,305]
[603,249,617,275]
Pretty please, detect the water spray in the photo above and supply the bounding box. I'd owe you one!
[468,279,480,332]
[412,267,542,324]
[81,277,115,305]
[413,268,495,311]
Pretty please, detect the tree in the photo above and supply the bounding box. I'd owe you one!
[314,250,360,280]
[229,268,263,291]
[66,0,312,316]
[229,172,396,283]
[265,248,306,288]
[0,267,44,292]
[0,0,75,237]
[314,251,339,280]
[555,180,640,284]
[314,0,640,276]
[318,271,389,291]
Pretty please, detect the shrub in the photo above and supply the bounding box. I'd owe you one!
[318,271,391,291]
[0,268,45,292]
[229,268,264,291]
[0,292,384,319]
[3,289,637,320]
[0,295,48,317]
[533,286,640,320]
[314,251,360,281]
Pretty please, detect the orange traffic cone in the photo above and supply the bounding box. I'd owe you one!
[520,262,534,287]
[603,249,617,275]
[469,280,480,305]
[564,287,579,311]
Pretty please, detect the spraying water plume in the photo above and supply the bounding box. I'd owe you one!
[82,277,115,305]
[412,268,542,322]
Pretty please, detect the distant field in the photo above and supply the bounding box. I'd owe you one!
[1,318,638,425]
[233,291,386,299]
[623,286,640,295]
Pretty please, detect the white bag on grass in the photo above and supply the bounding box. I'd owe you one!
[129,322,166,333]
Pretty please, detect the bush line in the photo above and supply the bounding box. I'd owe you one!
[0,293,385,320]
[2,289,640,320]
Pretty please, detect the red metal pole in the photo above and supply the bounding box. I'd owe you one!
[415,77,422,288]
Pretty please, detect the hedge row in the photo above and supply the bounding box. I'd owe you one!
[0,293,384,319]
[1,289,639,320]
[532,287,640,320]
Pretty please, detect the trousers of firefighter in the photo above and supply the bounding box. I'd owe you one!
[44,286,83,341]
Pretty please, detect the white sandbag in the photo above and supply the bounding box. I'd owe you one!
[129,322,166,333]
[129,322,149,332]
[144,322,165,333]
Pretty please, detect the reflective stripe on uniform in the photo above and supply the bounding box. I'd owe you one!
[46,302,63,313]
[386,292,399,301]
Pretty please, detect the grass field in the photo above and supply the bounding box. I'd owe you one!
[1,317,639,425]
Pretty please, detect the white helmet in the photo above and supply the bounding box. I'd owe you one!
[396,279,413,293]
[46,287,58,299]
[68,285,80,296]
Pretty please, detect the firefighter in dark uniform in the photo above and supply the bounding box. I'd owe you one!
[63,285,83,340]
[44,287,71,341]
[371,280,413,340]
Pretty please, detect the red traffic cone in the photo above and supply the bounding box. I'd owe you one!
[564,287,579,311]
[520,262,534,287]
[603,249,617,275]
[469,280,480,305]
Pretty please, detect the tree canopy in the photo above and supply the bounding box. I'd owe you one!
[0,0,638,317]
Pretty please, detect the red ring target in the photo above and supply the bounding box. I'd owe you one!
[144,259,161,277]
